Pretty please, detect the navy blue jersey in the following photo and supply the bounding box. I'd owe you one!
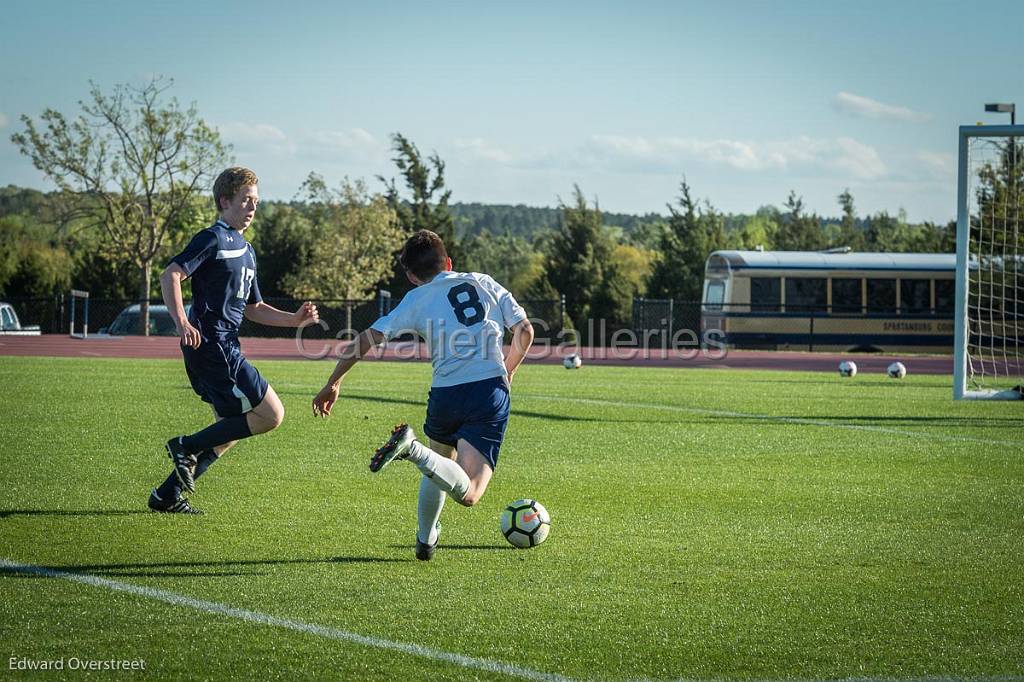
[171,219,262,338]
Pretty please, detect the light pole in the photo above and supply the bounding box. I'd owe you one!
[985,102,1016,125]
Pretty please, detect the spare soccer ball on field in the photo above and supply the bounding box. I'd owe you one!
[500,499,551,549]
[887,362,907,379]
[562,354,582,370]
[838,360,857,378]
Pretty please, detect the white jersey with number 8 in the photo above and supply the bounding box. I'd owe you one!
[371,271,528,388]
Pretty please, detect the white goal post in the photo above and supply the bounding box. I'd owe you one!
[954,124,1024,400]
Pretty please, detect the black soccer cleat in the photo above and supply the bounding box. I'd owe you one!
[370,423,416,473]
[415,538,437,561]
[148,489,203,515]
[415,522,441,561]
[166,437,197,494]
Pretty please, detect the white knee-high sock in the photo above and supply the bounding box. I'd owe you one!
[417,476,445,545]
[406,441,469,501]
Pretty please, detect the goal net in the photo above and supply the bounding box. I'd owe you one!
[954,125,1024,399]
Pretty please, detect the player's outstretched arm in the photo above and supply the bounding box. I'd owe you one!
[160,263,201,348]
[504,318,535,385]
[312,328,386,417]
[244,301,319,327]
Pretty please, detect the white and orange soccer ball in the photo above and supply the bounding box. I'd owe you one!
[838,361,857,378]
[500,499,551,548]
[887,362,907,379]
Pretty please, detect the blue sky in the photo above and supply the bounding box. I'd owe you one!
[2,0,1021,223]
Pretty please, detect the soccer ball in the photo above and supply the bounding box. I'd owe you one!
[500,499,551,549]
[838,360,857,378]
[887,361,907,379]
[562,354,582,370]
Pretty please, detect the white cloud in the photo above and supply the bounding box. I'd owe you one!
[217,121,296,156]
[832,137,887,179]
[453,138,513,164]
[0,112,9,129]
[214,123,390,164]
[218,121,288,143]
[592,135,774,171]
[917,151,955,178]
[584,134,887,180]
[310,127,379,154]
[832,92,931,123]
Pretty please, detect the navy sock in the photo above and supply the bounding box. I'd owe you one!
[181,416,252,453]
[154,448,216,502]
[194,449,220,479]
[154,472,182,502]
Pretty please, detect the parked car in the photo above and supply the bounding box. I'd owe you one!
[0,302,42,335]
[99,304,190,336]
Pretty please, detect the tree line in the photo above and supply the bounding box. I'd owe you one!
[7,77,1007,337]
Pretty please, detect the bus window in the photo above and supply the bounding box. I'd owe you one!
[900,279,930,315]
[750,277,780,311]
[867,278,896,314]
[831,278,862,314]
[705,280,726,310]
[934,279,955,314]
[785,277,826,313]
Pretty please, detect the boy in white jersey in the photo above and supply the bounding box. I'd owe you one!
[312,230,535,560]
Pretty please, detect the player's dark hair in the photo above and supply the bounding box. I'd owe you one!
[213,167,258,211]
[400,230,449,281]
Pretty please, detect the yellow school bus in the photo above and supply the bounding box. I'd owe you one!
[701,250,956,353]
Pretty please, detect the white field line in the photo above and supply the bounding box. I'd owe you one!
[622,671,1024,675]
[0,559,576,682]
[4,560,1022,682]
[312,386,1022,449]
[519,394,1024,449]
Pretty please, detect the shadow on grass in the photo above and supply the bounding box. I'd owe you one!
[285,391,678,424]
[1,555,410,580]
[2,570,273,579]
[388,543,514,552]
[0,510,152,519]
[740,414,1024,427]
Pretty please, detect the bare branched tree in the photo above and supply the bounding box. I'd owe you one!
[11,77,230,334]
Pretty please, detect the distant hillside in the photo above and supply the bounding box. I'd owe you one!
[449,201,876,241]
[450,202,665,239]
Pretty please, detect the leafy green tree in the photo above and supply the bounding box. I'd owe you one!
[10,77,228,334]
[863,210,904,251]
[835,188,865,251]
[975,138,1024,252]
[541,186,613,337]
[591,242,656,326]
[647,180,724,302]
[282,174,401,330]
[906,221,954,253]
[0,215,72,298]
[378,134,459,294]
[729,206,779,250]
[776,191,826,251]
[247,202,315,298]
[460,230,546,300]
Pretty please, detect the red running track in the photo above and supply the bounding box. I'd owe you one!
[0,334,955,375]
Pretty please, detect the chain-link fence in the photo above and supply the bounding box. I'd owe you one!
[3,296,64,333]
[634,297,956,352]
[520,297,565,343]
[2,292,565,340]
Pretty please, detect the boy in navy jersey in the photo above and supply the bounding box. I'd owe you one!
[312,230,534,560]
[148,167,318,513]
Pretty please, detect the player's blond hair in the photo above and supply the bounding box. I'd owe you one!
[213,167,258,211]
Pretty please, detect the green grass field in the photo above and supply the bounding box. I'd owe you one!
[1,355,1022,681]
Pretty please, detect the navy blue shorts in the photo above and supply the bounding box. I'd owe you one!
[181,337,268,418]
[423,376,511,470]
